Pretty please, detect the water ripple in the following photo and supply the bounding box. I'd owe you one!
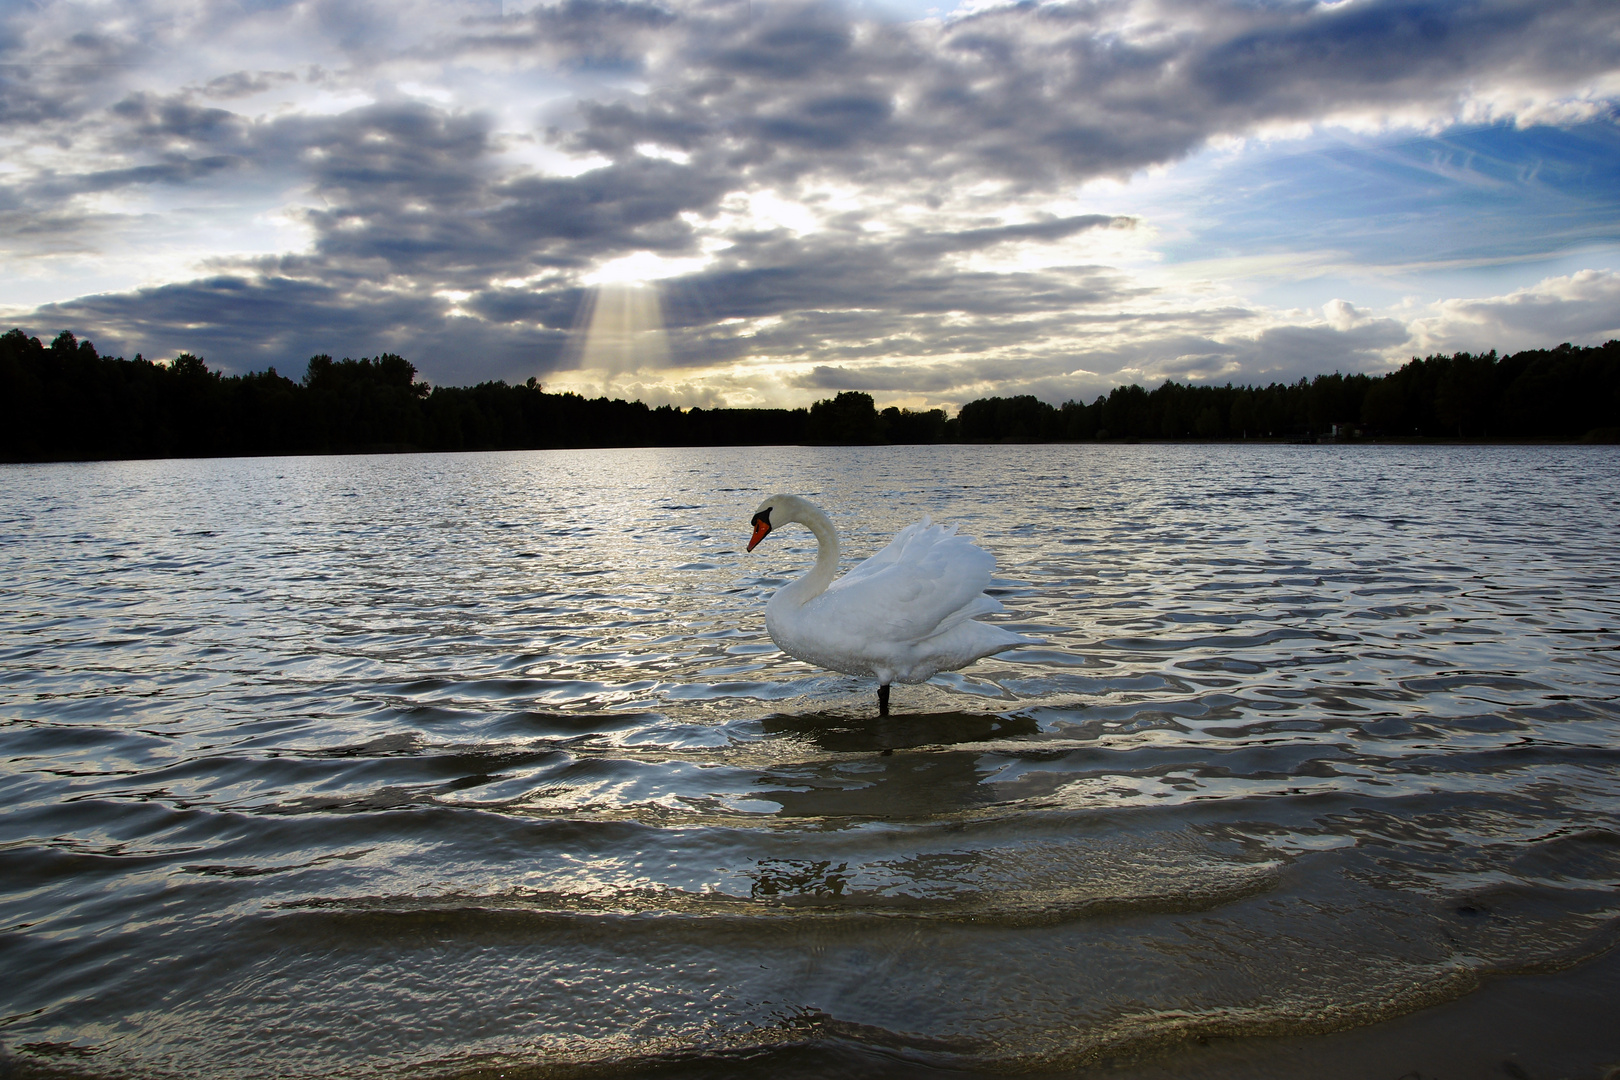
[2,444,1618,1077]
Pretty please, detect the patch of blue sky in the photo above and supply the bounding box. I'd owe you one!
[1144,120,1620,310]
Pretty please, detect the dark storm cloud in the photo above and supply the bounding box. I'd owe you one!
[707,7,853,79]
[456,0,679,69]
[795,362,986,392]
[481,160,723,255]
[1189,1,1541,107]
[0,71,72,128]
[464,284,583,330]
[40,155,243,195]
[892,214,1134,258]
[196,70,299,100]
[563,99,712,157]
[109,92,249,148]
[1065,316,1411,383]
[786,312,1414,401]
[45,275,355,346]
[675,257,1127,324]
[28,273,570,384]
[653,224,1138,328]
[7,85,722,279]
[0,20,142,125]
[279,150,727,284]
[6,0,1619,397]
[536,0,1620,187]
[100,91,724,275]
[380,205,1135,354]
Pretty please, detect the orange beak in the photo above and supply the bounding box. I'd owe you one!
[747,515,771,552]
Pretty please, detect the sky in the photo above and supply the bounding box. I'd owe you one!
[3,0,1619,410]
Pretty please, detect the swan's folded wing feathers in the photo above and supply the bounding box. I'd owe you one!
[814,522,1000,645]
[831,516,929,590]
[929,591,1004,635]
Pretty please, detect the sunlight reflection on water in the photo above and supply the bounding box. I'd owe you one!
[1,444,1618,1077]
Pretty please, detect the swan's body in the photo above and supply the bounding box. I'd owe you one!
[747,494,1036,711]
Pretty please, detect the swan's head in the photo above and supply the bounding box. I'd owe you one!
[748,493,814,552]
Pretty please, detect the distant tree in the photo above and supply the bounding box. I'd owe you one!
[1228,390,1255,438]
[1056,398,1101,439]
[169,352,210,379]
[959,395,1054,441]
[1436,350,1497,437]
[4,329,1616,462]
[807,391,881,443]
[301,352,430,450]
[1099,384,1148,438]
[879,405,947,443]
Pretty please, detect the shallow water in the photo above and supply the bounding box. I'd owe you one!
[2,444,1618,1078]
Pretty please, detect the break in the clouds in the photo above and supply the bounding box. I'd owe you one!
[3,0,1619,408]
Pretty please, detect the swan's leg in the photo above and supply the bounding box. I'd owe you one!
[878,683,890,716]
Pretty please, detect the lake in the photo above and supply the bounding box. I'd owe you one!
[3,444,1619,1078]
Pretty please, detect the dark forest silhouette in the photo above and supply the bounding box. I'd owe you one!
[3,328,1616,463]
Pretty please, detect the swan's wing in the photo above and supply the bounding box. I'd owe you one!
[831,515,933,589]
[818,519,1002,644]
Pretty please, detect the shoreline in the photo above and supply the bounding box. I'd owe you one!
[5,435,1620,467]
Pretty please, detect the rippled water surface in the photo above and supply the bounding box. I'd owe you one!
[3,445,1619,1078]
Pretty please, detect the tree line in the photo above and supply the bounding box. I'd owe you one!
[2,328,1616,463]
[955,340,1619,443]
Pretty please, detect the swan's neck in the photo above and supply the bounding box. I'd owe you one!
[783,504,840,604]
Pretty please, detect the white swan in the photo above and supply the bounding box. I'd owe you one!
[747,493,1037,714]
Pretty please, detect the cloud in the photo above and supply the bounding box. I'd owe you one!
[794,362,972,393]
[1407,268,1620,354]
[25,274,570,385]
[194,70,300,100]
[538,0,1620,188]
[2,0,1618,406]
[455,0,679,69]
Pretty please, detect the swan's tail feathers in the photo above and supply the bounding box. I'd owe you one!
[982,623,1043,651]
[931,592,1002,634]
[890,616,1041,682]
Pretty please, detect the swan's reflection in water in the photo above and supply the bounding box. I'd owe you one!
[759,709,1039,754]
[725,711,1034,910]
[747,710,1038,820]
